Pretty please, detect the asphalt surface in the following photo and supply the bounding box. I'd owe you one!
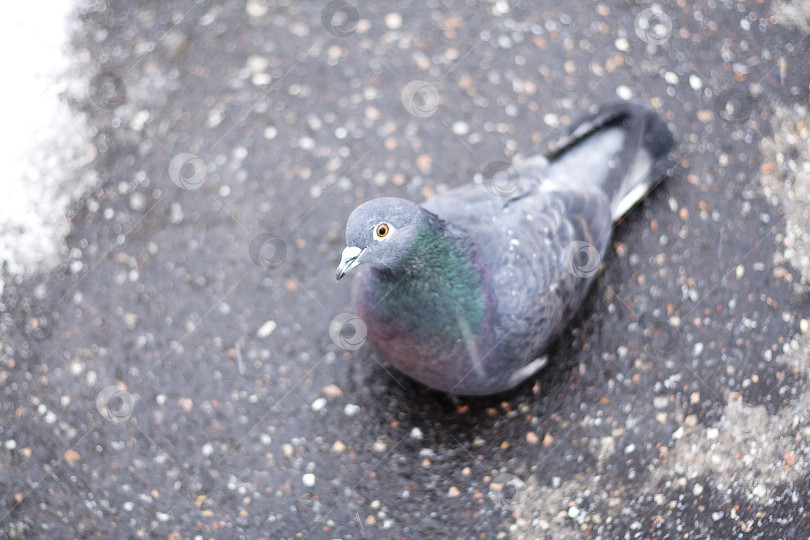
[2,1,810,538]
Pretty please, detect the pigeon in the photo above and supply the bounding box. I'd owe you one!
[336,102,674,395]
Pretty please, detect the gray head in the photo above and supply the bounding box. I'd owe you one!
[336,197,429,281]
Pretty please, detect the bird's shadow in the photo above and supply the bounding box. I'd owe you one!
[354,324,591,442]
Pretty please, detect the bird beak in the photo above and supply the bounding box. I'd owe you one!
[336,246,365,281]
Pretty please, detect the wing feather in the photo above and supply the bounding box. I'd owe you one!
[422,171,612,361]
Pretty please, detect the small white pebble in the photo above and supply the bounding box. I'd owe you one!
[568,506,579,518]
[712,511,724,521]
[130,110,149,131]
[664,71,679,85]
[614,37,629,52]
[410,427,423,440]
[246,0,268,17]
[693,483,704,496]
[492,0,509,15]
[706,427,719,440]
[156,512,170,522]
[344,403,360,416]
[452,121,470,135]
[201,443,214,457]
[246,54,269,74]
[256,320,276,338]
[372,439,387,453]
[5,439,17,450]
[302,473,316,487]
[689,74,703,90]
[129,193,146,211]
[384,12,402,30]
[311,398,327,412]
[624,443,635,454]
[616,85,633,100]
[169,202,184,224]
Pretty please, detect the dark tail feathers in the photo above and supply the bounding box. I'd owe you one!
[546,102,675,221]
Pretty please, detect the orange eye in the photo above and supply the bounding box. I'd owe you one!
[375,223,390,237]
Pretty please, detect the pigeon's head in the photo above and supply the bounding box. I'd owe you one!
[336,197,428,281]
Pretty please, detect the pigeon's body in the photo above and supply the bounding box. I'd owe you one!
[337,102,674,395]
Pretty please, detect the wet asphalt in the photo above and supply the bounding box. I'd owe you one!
[2,1,810,538]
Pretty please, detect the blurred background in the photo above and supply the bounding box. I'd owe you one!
[1,1,809,538]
